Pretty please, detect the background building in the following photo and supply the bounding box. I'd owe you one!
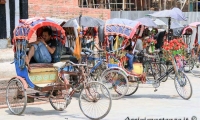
[79,0,200,12]
[0,0,110,48]
[0,0,200,48]
[0,0,28,48]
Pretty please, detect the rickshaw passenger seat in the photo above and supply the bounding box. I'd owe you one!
[52,38,63,63]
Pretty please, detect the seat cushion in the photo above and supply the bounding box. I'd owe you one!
[29,63,55,73]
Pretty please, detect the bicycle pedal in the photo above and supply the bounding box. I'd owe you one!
[74,88,81,93]
[49,95,55,98]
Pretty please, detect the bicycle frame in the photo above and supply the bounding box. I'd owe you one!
[150,54,182,82]
[82,51,107,74]
[58,64,87,98]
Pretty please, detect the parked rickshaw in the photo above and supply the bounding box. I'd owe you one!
[61,16,109,89]
[186,22,200,76]
[101,18,193,100]
[178,26,194,72]
[101,18,146,99]
[6,17,112,120]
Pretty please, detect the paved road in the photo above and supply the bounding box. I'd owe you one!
[0,69,199,120]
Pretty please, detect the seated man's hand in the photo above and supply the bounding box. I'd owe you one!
[37,37,46,45]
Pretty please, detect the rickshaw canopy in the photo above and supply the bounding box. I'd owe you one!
[182,26,193,35]
[105,18,141,39]
[189,22,200,27]
[136,17,157,28]
[153,19,167,26]
[149,7,187,21]
[12,17,66,44]
[63,16,104,27]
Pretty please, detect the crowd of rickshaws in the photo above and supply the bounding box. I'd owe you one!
[6,8,199,119]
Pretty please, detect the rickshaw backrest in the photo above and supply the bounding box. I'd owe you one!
[52,38,63,63]
[98,26,104,43]
[173,27,184,37]
[155,30,166,49]
[51,29,64,63]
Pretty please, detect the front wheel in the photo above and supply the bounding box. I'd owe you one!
[79,81,112,120]
[174,71,192,100]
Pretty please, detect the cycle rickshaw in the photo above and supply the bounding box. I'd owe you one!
[101,18,193,100]
[6,17,112,120]
[185,22,200,76]
[100,18,147,99]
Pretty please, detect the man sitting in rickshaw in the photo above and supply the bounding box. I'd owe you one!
[123,37,136,73]
[25,27,56,69]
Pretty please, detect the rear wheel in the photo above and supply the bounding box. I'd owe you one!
[125,77,139,96]
[49,83,69,111]
[6,78,27,115]
[101,69,129,100]
[184,54,195,72]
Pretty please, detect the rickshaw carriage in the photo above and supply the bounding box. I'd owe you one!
[8,17,68,114]
[7,17,112,120]
[101,18,149,99]
[62,16,105,55]
[183,22,200,74]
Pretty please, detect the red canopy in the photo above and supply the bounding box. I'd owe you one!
[12,17,66,44]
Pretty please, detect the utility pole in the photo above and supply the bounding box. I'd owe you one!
[164,0,166,9]
[159,0,162,10]
[196,0,198,12]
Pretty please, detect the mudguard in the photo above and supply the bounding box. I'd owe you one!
[101,67,129,77]
[9,76,28,90]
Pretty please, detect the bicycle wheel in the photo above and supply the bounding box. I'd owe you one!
[144,63,167,82]
[90,63,107,82]
[125,77,139,96]
[184,55,195,72]
[174,71,192,100]
[79,81,112,120]
[6,78,27,115]
[49,88,68,111]
[161,64,169,82]
[101,70,129,100]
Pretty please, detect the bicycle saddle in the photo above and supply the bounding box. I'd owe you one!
[53,62,66,68]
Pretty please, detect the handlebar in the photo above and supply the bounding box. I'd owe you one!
[82,48,94,54]
[65,60,87,66]
[144,53,157,58]
[82,48,105,55]
[107,47,123,54]
[135,50,157,59]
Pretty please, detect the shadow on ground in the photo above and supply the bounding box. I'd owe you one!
[122,94,180,100]
[5,107,88,119]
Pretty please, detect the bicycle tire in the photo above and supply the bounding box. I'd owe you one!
[79,81,112,120]
[174,71,193,100]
